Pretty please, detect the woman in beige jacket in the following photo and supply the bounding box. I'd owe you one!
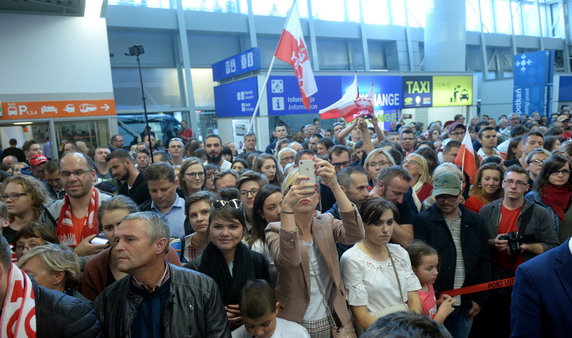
[266,159,364,338]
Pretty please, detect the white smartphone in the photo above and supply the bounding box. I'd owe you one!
[90,232,109,245]
[299,160,317,186]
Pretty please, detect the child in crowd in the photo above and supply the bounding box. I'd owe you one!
[232,279,310,338]
[407,241,456,324]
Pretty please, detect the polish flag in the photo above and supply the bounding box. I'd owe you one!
[318,74,374,122]
[454,130,477,184]
[274,3,317,110]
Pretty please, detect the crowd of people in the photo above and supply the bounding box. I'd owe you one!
[0,111,570,337]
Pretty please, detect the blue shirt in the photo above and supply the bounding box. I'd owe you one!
[151,195,186,238]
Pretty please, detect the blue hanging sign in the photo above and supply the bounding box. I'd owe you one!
[213,77,258,118]
[212,47,261,82]
[513,50,554,116]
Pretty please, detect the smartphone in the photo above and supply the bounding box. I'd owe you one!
[90,232,109,245]
[299,160,317,186]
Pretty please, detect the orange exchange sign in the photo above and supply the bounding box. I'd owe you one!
[0,99,116,120]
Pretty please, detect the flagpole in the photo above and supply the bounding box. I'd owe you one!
[246,56,276,134]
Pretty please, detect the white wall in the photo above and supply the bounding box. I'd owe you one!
[478,78,514,120]
[0,13,113,100]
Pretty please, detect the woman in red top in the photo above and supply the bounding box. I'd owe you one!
[465,163,504,213]
[403,153,433,211]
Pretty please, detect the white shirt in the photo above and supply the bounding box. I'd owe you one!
[301,240,331,321]
[232,318,310,338]
[340,243,421,313]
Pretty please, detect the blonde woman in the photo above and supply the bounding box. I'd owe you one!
[266,160,364,337]
[363,149,395,187]
[402,153,432,211]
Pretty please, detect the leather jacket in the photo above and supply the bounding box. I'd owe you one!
[94,264,230,338]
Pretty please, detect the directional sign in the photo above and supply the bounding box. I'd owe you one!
[513,50,554,116]
[433,76,472,107]
[0,99,116,120]
[214,77,259,117]
[403,76,432,107]
[212,48,261,82]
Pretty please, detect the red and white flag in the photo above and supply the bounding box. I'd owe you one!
[275,3,317,110]
[454,130,477,184]
[319,74,374,122]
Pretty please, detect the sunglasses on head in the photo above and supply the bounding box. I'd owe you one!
[212,199,242,210]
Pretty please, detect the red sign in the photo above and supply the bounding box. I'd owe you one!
[0,99,116,120]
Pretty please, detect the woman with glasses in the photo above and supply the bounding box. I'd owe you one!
[81,195,181,300]
[525,148,551,183]
[465,163,504,213]
[237,171,268,229]
[266,159,364,337]
[204,163,219,192]
[186,198,270,330]
[18,243,84,299]
[402,153,433,211]
[254,154,284,187]
[0,175,52,245]
[340,198,421,330]
[179,157,206,196]
[363,149,395,187]
[13,222,58,261]
[526,154,572,243]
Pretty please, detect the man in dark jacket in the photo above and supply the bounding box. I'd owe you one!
[94,212,230,337]
[413,172,490,338]
[0,236,100,337]
[476,165,558,337]
[107,149,150,205]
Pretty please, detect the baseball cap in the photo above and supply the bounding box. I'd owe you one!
[557,115,569,122]
[448,122,466,133]
[432,172,461,197]
[29,154,48,166]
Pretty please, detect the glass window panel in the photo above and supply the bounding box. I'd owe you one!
[511,2,522,35]
[406,0,428,28]
[182,0,246,13]
[480,0,493,32]
[191,68,215,108]
[522,3,540,36]
[251,0,308,17]
[362,0,389,25]
[466,0,480,31]
[494,0,511,34]
[312,0,345,22]
[390,0,406,26]
[346,0,361,23]
[550,4,565,38]
[112,68,182,110]
[108,0,171,8]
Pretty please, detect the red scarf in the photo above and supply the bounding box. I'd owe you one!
[541,184,572,220]
[56,188,99,246]
[0,264,36,338]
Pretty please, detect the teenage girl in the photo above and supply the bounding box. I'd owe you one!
[407,241,456,324]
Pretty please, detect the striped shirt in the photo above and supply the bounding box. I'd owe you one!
[445,212,465,305]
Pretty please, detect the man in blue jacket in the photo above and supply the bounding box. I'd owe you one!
[413,172,490,338]
[510,238,572,337]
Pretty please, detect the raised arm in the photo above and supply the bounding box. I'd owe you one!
[336,119,359,145]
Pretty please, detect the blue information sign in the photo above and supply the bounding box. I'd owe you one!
[213,77,258,118]
[513,50,554,116]
[558,76,572,101]
[212,48,261,82]
[402,76,432,107]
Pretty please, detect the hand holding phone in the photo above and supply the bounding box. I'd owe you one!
[89,232,109,245]
[299,160,317,186]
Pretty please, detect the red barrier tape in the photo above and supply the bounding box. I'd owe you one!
[440,277,515,297]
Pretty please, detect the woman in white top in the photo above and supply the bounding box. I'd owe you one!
[340,197,421,330]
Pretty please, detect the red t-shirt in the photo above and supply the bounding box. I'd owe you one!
[493,205,523,270]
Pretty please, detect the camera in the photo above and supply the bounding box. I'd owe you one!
[128,45,145,56]
[498,232,535,256]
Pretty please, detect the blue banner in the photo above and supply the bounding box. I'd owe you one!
[212,48,261,82]
[340,75,402,110]
[402,76,432,107]
[513,50,554,116]
[558,76,572,101]
[213,77,258,118]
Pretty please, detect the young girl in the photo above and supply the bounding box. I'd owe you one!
[407,241,455,324]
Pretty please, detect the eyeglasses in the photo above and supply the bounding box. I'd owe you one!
[240,189,259,197]
[503,179,528,187]
[14,241,47,252]
[435,195,459,202]
[281,156,295,162]
[368,161,390,168]
[332,161,350,168]
[450,132,465,136]
[551,169,572,175]
[403,160,419,166]
[0,193,28,201]
[60,169,92,178]
[212,199,242,209]
[185,172,205,179]
[528,159,544,165]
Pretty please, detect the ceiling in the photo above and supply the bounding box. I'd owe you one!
[0,0,87,17]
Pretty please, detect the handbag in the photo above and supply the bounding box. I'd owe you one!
[370,246,409,318]
[309,259,356,338]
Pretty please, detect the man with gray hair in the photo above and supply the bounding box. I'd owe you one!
[94,212,229,337]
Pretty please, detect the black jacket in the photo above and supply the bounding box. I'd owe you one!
[34,279,100,338]
[118,171,150,206]
[94,264,230,338]
[413,204,491,313]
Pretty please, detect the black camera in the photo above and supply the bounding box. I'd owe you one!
[128,45,145,56]
[498,232,535,256]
